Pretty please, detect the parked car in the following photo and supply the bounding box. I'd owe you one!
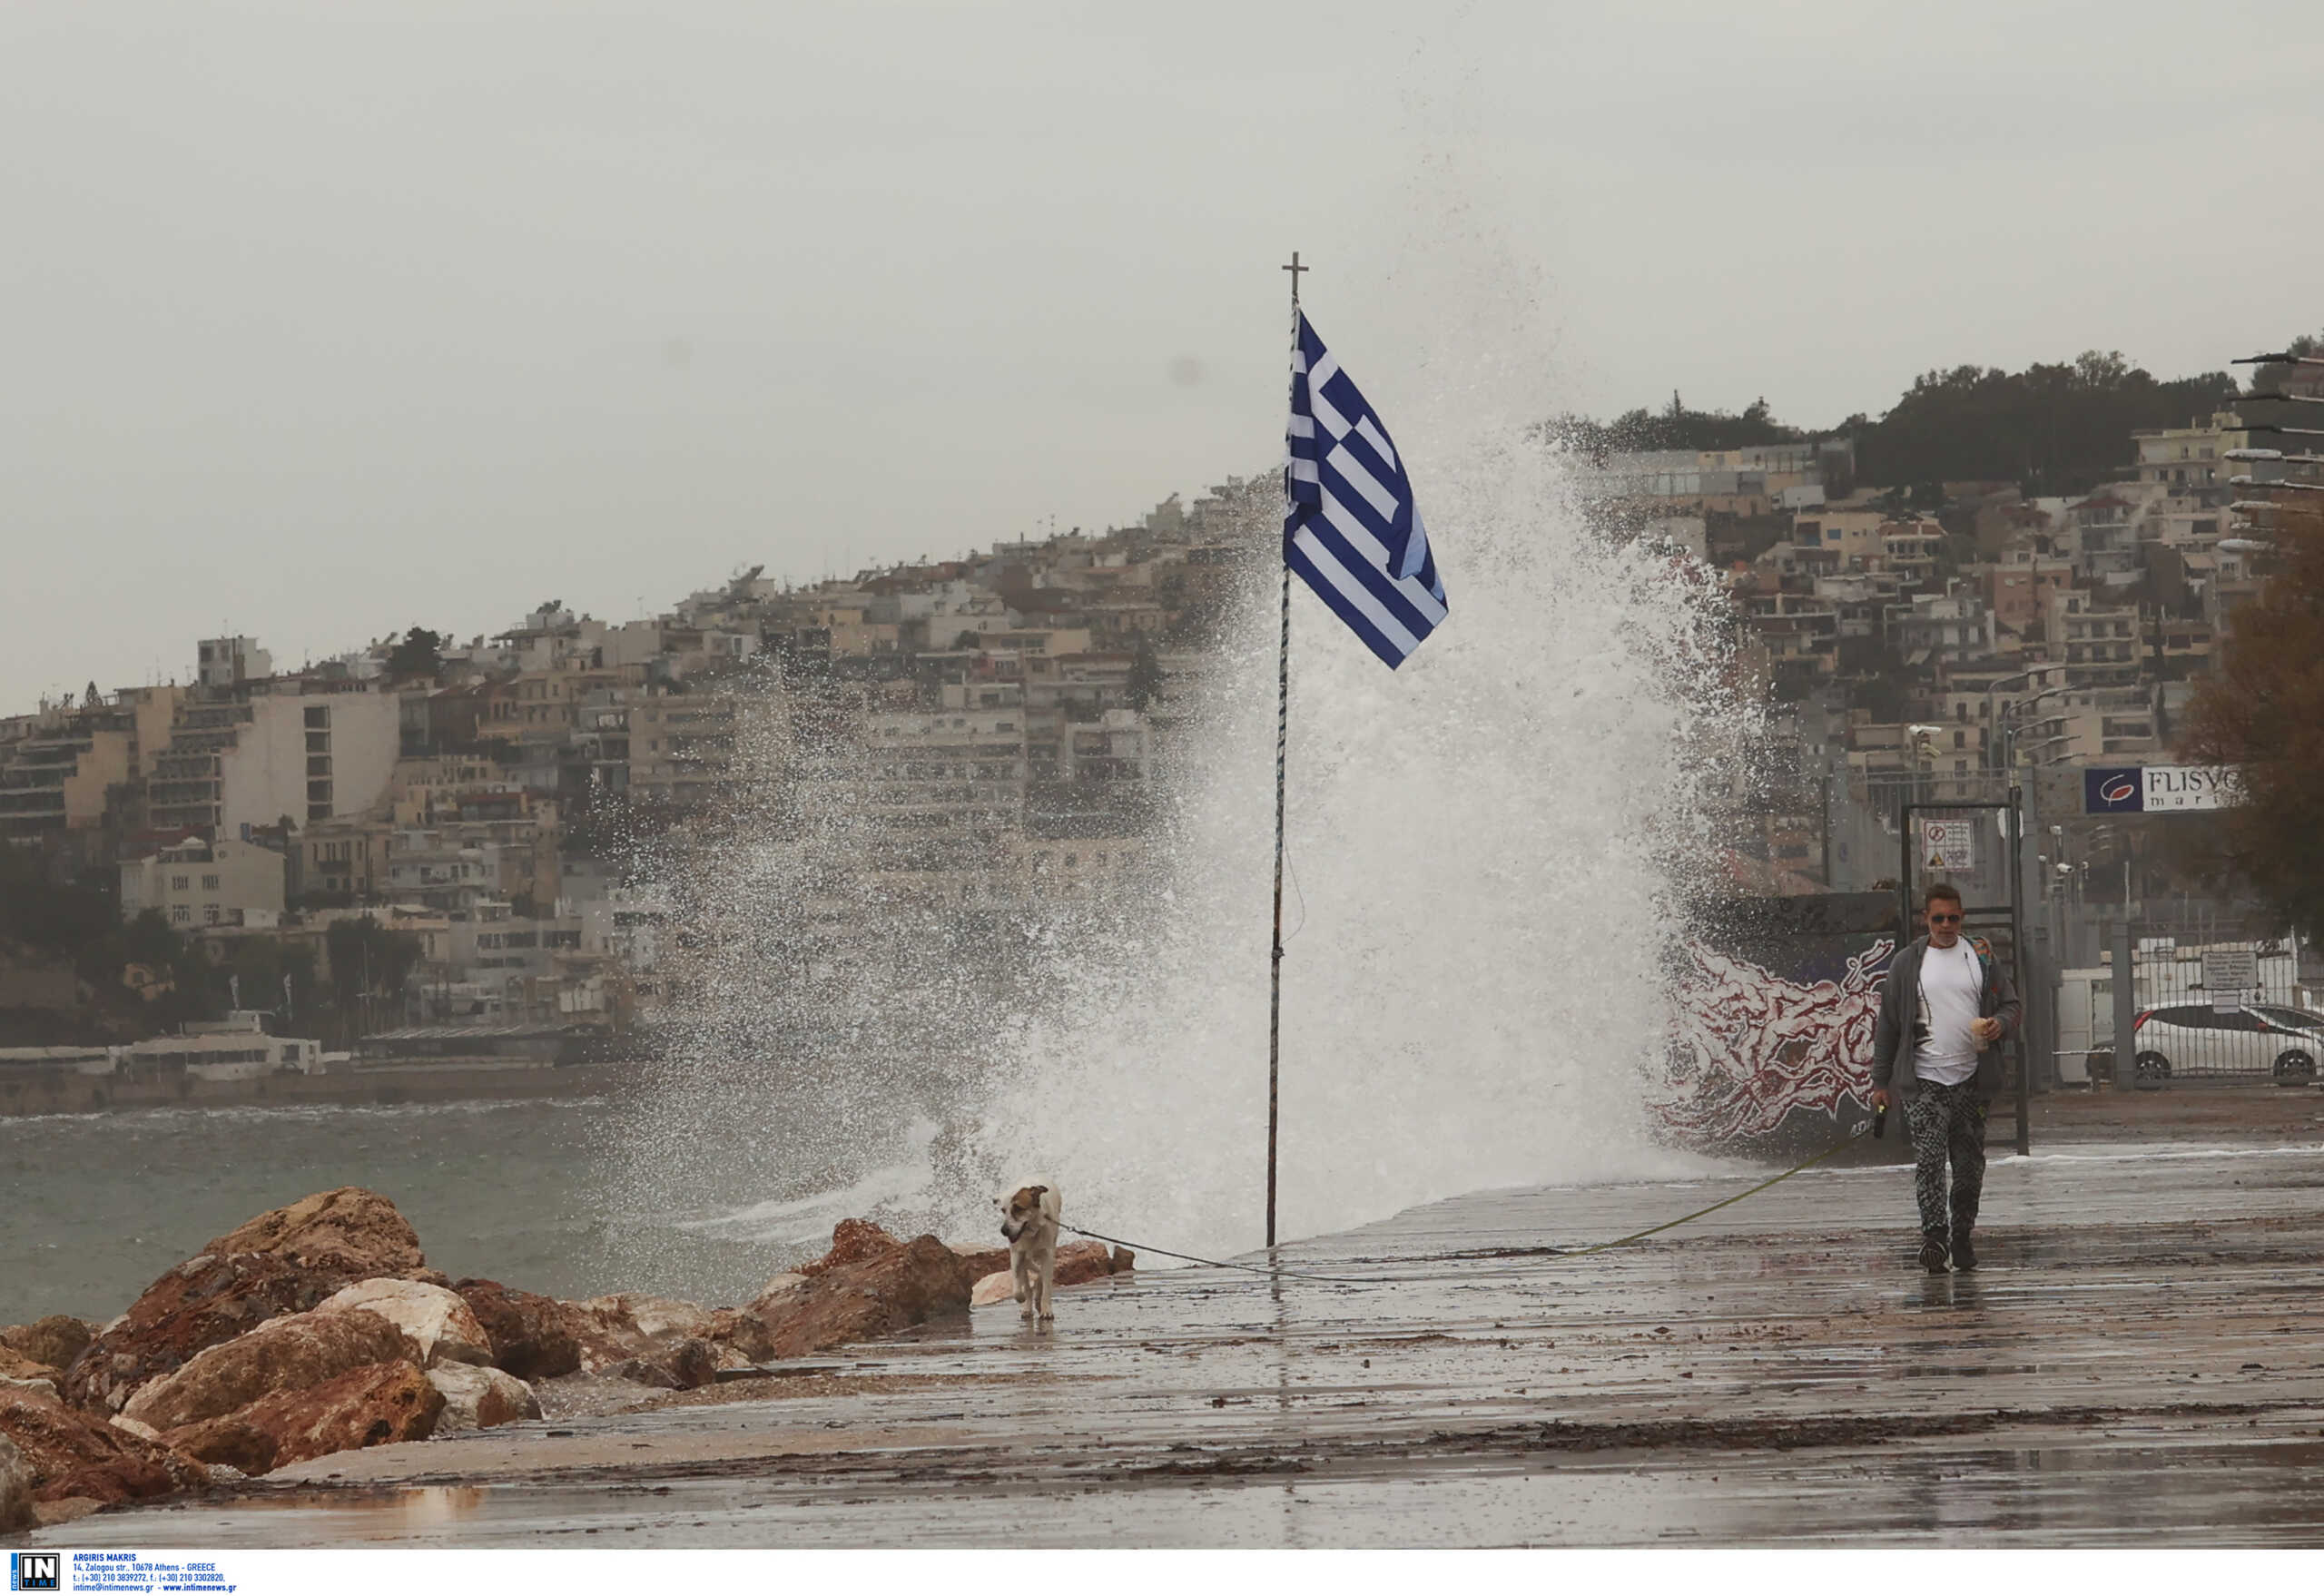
[2129,1002,2324,1083]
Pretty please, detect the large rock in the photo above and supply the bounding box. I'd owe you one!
[202,1187,427,1280]
[0,1433,31,1532]
[2,1316,94,1373]
[62,1252,329,1414]
[538,1294,721,1376]
[62,1188,429,1414]
[452,1279,581,1381]
[426,1363,540,1433]
[952,1246,1009,1281]
[0,1385,208,1507]
[163,1359,441,1477]
[0,1345,59,1384]
[731,1223,973,1361]
[121,1309,417,1432]
[583,1293,718,1343]
[800,1217,906,1276]
[553,1296,662,1374]
[605,1337,720,1392]
[315,1280,491,1367]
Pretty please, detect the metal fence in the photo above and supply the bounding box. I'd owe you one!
[2122,935,2317,1084]
[2055,926,2320,1086]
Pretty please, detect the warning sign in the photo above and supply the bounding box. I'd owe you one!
[1920,818,1975,873]
[2202,947,2258,1011]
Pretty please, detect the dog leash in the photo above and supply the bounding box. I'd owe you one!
[1060,1120,1876,1286]
[1060,1226,1386,1286]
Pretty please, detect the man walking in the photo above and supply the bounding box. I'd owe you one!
[1871,882,2023,1274]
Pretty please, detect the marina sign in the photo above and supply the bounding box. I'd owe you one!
[2082,764,2239,814]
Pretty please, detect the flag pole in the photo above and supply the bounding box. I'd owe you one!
[1268,251,1305,1249]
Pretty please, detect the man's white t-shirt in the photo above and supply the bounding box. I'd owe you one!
[1915,939,1985,1087]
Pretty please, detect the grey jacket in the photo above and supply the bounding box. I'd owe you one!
[1871,935,2023,1103]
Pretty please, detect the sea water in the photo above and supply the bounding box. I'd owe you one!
[599,314,1745,1296]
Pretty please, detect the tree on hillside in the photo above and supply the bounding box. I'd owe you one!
[325,916,423,1036]
[2247,331,2324,397]
[385,626,446,681]
[2180,500,2324,931]
[1127,635,1164,712]
[0,849,219,1033]
[1548,391,1807,458]
[1855,351,2237,495]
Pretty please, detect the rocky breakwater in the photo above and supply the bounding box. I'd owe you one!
[0,1187,484,1526]
[2,1193,1134,1528]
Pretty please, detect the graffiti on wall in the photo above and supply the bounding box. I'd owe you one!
[1654,934,1897,1146]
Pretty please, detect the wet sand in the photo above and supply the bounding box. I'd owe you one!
[31,1088,2324,1547]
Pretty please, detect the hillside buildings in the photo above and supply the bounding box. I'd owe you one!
[4,478,1265,1044]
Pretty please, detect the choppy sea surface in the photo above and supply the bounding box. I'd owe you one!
[0,1099,852,1327]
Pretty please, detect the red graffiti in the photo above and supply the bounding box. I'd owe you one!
[1655,937,1896,1144]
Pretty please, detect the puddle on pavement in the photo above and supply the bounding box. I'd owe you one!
[63,1430,2324,1549]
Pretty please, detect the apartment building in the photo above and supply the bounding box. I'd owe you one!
[628,693,744,809]
[146,680,399,835]
[2132,412,2248,490]
[0,685,182,844]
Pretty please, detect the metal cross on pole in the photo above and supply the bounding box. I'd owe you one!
[1282,251,1306,307]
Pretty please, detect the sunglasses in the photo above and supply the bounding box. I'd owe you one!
[1929,912,1964,924]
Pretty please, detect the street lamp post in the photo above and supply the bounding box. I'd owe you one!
[1996,680,2076,774]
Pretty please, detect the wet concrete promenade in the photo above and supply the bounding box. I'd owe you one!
[40,1113,2324,1547]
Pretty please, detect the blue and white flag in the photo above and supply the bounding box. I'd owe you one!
[1283,311,1446,668]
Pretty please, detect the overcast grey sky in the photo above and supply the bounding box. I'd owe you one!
[5,1,2319,712]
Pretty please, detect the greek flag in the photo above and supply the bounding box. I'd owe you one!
[1283,311,1446,668]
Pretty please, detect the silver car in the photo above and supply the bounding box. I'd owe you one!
[2130,1002,2324,1083]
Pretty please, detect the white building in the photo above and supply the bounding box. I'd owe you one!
[147,683,401,835]
[126,1014,320,1078]
[197,636,272,690]
[120,837,288,929]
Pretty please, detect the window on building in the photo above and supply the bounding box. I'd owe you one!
[304,706,329,728]
[202,873,220,890]
[172,904,191,924]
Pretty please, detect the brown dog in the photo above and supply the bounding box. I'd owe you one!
[996,1180,1061,1324]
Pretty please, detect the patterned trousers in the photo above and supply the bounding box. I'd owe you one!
[1905,1079,1987,1242]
